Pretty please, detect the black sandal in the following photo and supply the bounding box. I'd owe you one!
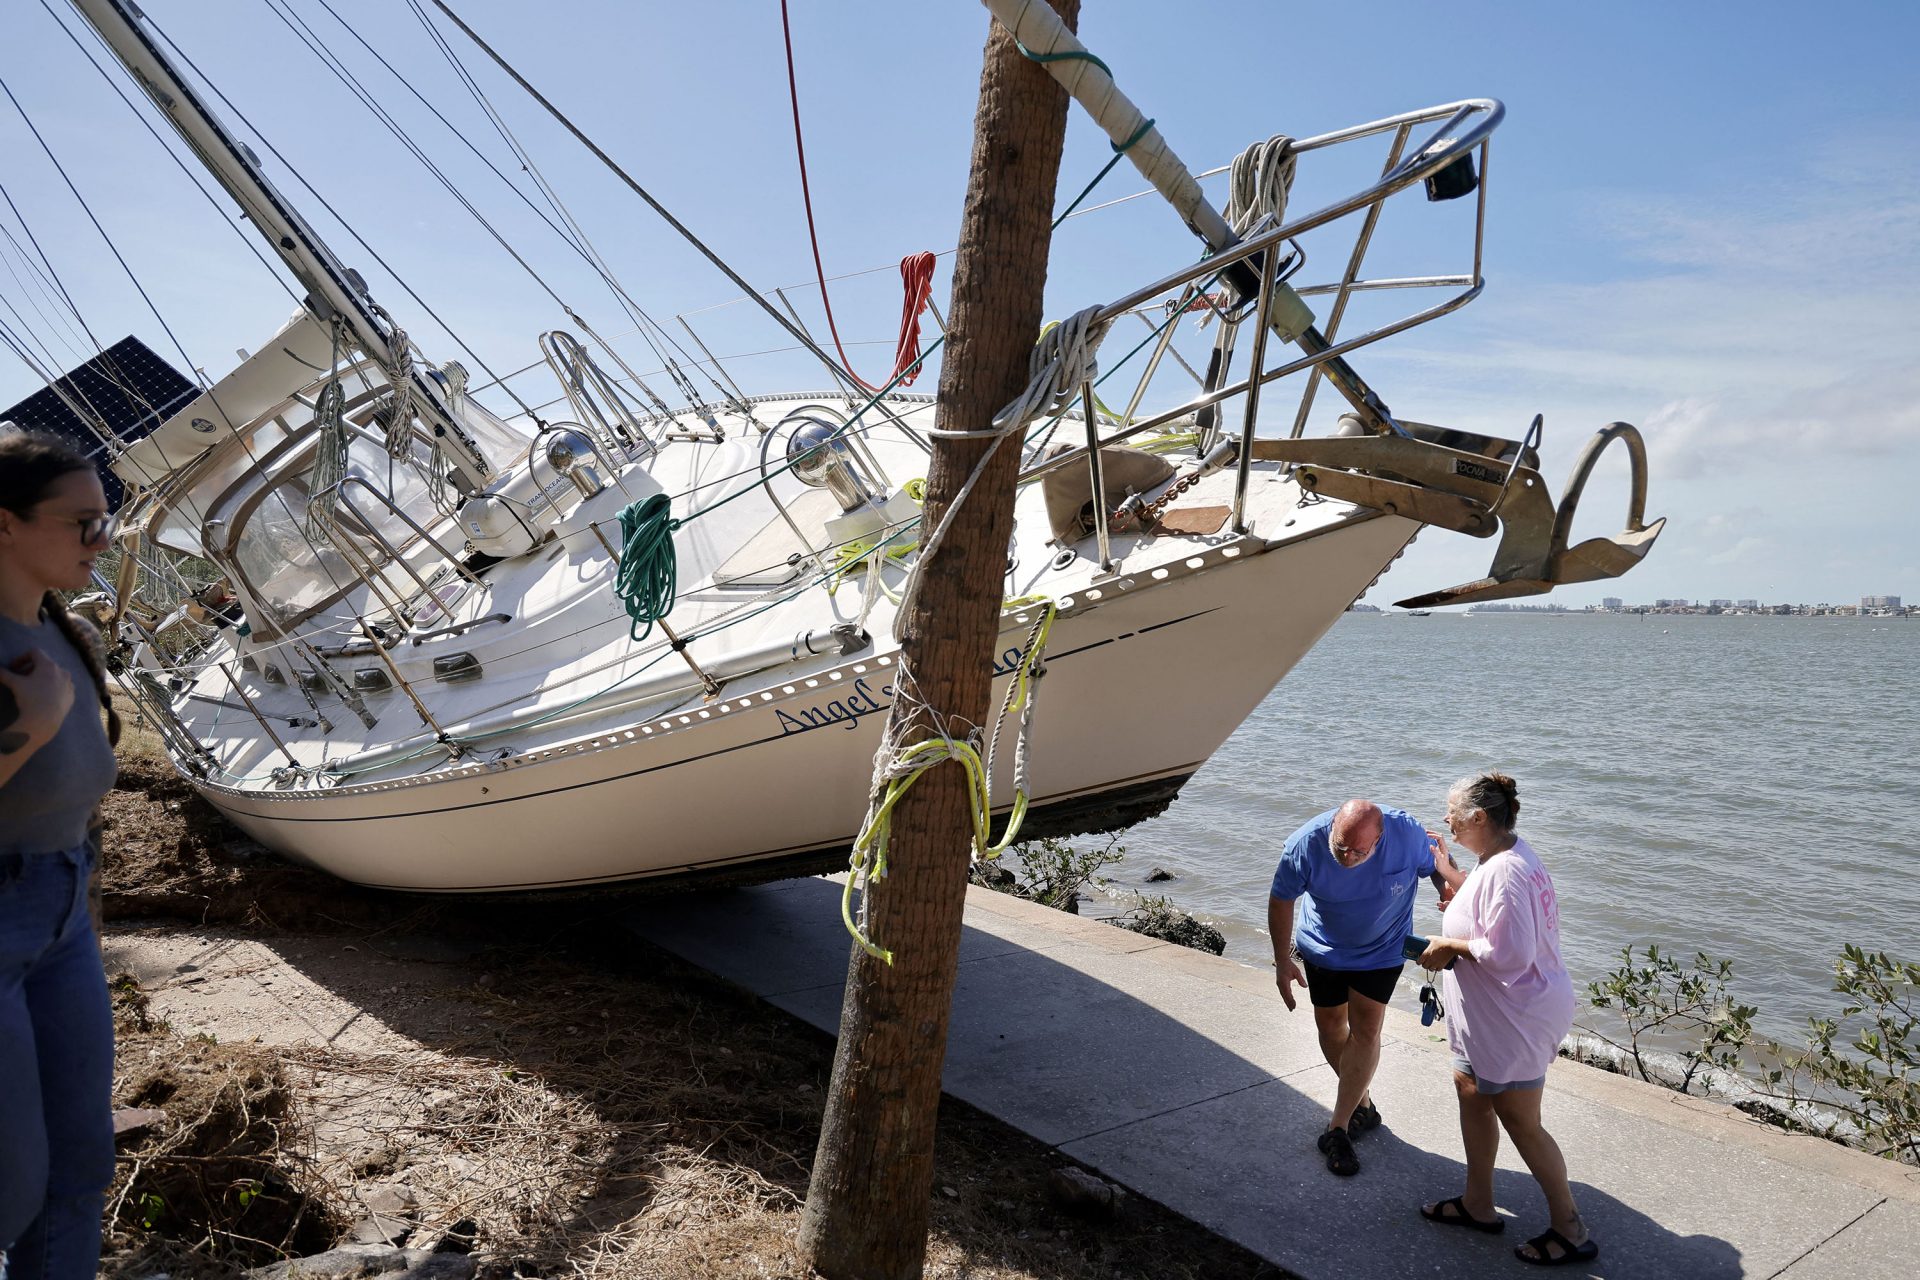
[1515,1227,1599,1266]
[1315,1126,1359,1176]
[1419,1196,1504,1234]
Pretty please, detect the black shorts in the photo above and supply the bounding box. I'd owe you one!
[1301,959,1404,1008]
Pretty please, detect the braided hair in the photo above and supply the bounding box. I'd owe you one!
[0,432,122,746]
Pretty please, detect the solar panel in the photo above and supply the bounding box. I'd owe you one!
[0,336,199,508]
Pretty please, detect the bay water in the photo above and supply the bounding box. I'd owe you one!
[1089,612,1919,1047]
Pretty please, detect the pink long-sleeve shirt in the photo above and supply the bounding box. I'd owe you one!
[1439,836,1576,1084]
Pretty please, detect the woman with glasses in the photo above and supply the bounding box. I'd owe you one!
[1415,772,1595,1267]
[0,430,123,1280]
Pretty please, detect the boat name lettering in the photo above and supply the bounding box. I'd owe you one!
[771,647,1022,737]
[775,677,893,735]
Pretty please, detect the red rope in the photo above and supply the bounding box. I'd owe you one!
[779,0,935,392]
[892,251,936,386]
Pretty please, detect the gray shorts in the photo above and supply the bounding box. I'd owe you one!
[1452,1056,1545,1095]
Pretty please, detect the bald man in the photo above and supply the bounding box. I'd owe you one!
[1269,799,1463,1176]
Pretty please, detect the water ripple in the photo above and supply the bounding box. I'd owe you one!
[1105,613,1920,1043]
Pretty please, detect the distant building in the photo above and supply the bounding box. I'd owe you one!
[1601,597,1623,609]
[1709,599,1733,608]
[1737,599,1758,609]
[1863,595,1902,610]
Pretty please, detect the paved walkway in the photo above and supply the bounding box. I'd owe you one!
[622,878,1919,1279]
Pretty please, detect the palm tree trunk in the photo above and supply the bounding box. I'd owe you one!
[796,4,1080,1276]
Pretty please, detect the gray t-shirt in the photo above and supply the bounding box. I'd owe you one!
[1,610,119,855]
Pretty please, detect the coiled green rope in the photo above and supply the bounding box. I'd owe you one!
[615,494,681,641]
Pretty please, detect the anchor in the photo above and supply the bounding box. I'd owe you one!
[1249,418,1664,608]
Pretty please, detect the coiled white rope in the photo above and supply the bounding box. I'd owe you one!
[1224,133,1298,235]
[890,305,1110,643]
[304,318,351,539]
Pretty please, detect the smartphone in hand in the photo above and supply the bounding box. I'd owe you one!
[1403,934,1457,969]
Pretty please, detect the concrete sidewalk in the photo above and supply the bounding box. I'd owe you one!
[621,878,1919,1279]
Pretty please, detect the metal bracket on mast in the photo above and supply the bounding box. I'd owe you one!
[73,0,493,490]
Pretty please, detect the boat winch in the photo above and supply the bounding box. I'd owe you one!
[787,419,922,546]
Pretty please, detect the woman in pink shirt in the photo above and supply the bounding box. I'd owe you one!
[1415,773,1597,1267]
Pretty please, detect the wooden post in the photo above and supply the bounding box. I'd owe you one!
[796,4,1080,1277]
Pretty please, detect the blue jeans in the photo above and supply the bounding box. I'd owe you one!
[0,844,114,1280]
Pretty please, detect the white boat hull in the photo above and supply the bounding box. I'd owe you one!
[191,512,1415,892]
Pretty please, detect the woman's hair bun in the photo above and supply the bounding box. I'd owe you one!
[1486,772,1519,824]
[1453,771,1520,829]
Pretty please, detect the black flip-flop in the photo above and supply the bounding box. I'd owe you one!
[1515,1226,1599,1266]
[1420,1196,1505,1234]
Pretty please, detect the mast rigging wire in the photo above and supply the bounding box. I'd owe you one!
[297,0,694,417]
[39,0,299,311]
[134,5,538,422]
[776,0,937,393]
[260,0,576,407]
[0,222,90,366]
[400,0,737,417]
[0,210,154,447]
[0,72,205,434]
[424,0,891,411]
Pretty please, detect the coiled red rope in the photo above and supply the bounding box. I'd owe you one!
[780,1,936,391]
[890,251,937,386]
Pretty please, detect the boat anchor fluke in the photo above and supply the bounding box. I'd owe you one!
[1393,421,1664,608]
[1247,418,1663,608]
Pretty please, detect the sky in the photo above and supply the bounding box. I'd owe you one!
[1,0,1915,608]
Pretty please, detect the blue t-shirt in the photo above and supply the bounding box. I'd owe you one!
[1269,807,1436,971]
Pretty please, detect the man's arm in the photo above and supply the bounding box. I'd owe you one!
[1268,894,1306,1011]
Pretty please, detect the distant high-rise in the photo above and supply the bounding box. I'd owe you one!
[1601,597,1623,609]
[1862,595,1903,610]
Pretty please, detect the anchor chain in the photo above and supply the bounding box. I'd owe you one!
[1110,468,1207,532]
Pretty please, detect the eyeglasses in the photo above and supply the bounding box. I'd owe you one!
[47,512,119,546]
[1330,834,1380,865]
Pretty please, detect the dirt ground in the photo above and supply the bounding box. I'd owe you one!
[92,715,1286,1280]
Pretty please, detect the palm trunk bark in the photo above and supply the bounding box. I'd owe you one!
[796,4,1080,1277]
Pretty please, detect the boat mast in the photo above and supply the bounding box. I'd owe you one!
[68,0,493,485]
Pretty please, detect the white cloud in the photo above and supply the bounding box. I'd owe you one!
[1705,535,1771,567]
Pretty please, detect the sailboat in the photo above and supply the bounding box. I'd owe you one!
[26,0,1661,893]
